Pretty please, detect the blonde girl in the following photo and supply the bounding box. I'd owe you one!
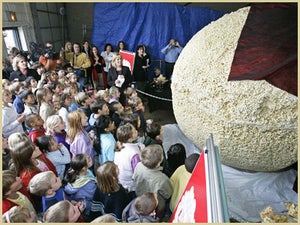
[63,85,78,112]
[67,110,95,164]
[45,115,70,151]
[95,88,110,102]
[35,87,55,125]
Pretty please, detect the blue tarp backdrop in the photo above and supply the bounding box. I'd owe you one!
[92,3,227,61]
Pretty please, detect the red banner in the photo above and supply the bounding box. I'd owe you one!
[120,50,135,74]
[169,150,208,223]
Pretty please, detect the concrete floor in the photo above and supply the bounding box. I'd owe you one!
[142,97,177,125]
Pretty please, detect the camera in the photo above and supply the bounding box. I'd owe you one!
[43,46,60,60]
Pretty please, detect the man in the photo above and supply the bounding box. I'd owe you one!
[70,42,91,87]
[39,41,64,72]
[161,38,183,80]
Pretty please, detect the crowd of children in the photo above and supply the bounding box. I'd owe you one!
[2,44,200,223]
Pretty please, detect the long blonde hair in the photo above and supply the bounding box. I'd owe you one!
[67,110,85,142]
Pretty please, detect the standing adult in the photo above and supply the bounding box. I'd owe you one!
[82,40,93,88]
[101,43,115,87]
[132,45,149,92]
[70,42,91,88]
[107,53,132,105]
[39,41,64,72]
[161,38,183,80]
[90,45,106,89]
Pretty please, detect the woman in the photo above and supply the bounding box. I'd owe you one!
[101,43,114,84]
[116,41,126,53]
[132,45,149,92]
[90,45,106,89]
[9,54,40,82]
[107,53,132,105]
[60,41,73,63]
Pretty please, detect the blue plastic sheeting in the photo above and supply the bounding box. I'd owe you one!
[92,3,227,60]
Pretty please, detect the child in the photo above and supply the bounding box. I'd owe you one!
[63,153,97,221]
[67,72,83,92]
[91,214,116,223]
[169,153,200,212]
[63,85,78,112]
[9,81,26,114]
[2,170,35,214]
[26,113,45,143]
[74,91,93,119]
[2,135,11,170]
[128,96,147,133]
[20,89,38,116]
[28,171,65,213]
[89,99,110,126]
[144,122,170,177]
[56,93,71,131]
[114,123,145,197]
[2,89,25,138]
[133,144,173,218]
[35,87,55,125]
[167,143,187,177]
[95,88,110,103]
[109,101,124,128]
[123,86,138,107]
[122,192,159,222]
[2,78,11,90]
[67,110,95,165]
[2,205,37,223]
[35,135,71,179]
[43,200,85,222]
[119,112,144,143]
[94,115,116,164]
[108,86,120,104]
[90,161,131,222]
[46,115,70,152]
[8,132,58,188]
[24,76,38,93]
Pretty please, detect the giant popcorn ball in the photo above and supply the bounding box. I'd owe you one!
[171,7,298,172]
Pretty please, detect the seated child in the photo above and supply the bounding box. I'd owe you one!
[133,144,173,218]
[26,113,46,143]
[122,192,159,222]
[95,88,110,103]
[128,96,150,133]
[90,161,131,222]
[108,86,120,104]
[63,153,97,221]
[169,153,200,212]
[28,171,65,213]
[2,205,37,223]
[45,115,70,152]
[114,123,145,197]
[74,92,92,119]
[167,143,187,177]
[151,67,167,89]
[109,101,124,128]
[20,89,38,116]
[123,86,138,107]
[94,115,116,164]
[35,135,71,179]
[2,170,35,214]
[144,122,170,177]
[89,99,110,126]
[43,200,85,222]
[91,214,116,223]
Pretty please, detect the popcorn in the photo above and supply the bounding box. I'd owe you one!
[172,7,297,171]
